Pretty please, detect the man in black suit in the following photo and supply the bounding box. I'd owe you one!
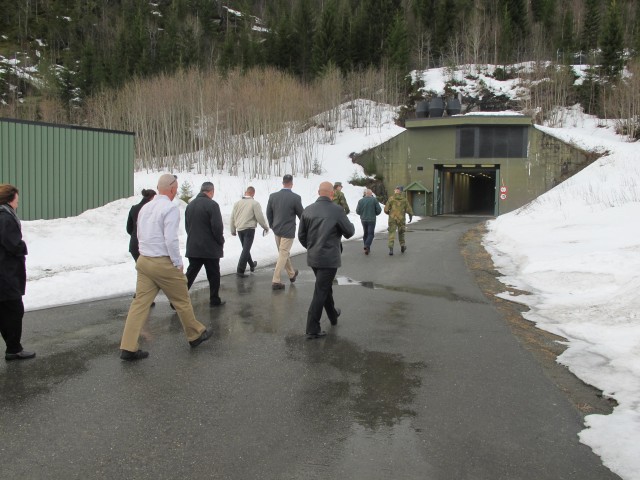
[184,181,226,307]
[126,189,156,261]
[298,181,355,339]
[266,174,304,290]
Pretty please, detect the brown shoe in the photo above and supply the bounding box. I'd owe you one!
[272,282,286,290]
[289,270,299,283]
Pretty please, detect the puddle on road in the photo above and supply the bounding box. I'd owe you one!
[335,276,485,304]
[286,335,425,430]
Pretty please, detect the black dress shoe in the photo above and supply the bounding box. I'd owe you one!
[306,331,327,340]
[5,350,36,361]
[120,349,149,361]
[189,329,212,348]
[209,300,226,307]
[330,308,341,326]
[236,272,249,278]
[272,282,285,290]
[401,245,407,253]
[289,270,299,283]
[250,261,258,272]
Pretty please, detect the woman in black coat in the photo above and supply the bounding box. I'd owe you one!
[126,189,156,261]
[0,184,35,361]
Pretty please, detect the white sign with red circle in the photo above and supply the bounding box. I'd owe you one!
[500,185,508,201]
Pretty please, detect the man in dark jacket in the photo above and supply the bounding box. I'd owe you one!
[185,181,225,306]
[0,184,35,360]
[356,188,382,255]
[298,181,355,339]
[126,188,156,261]
[266,174,304,290]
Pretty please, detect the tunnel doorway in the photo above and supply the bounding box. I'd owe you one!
[433,164,499,216]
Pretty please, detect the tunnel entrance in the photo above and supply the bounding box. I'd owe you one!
[434,164,499,216]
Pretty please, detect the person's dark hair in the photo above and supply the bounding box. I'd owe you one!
[282,174,293,185]
[0,184,19,205]
[201,182,214,193]
[141,189,156,199]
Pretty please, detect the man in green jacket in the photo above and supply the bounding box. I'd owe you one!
[356,189,382,255]
[384,186,413,255]
[332,182,350,214]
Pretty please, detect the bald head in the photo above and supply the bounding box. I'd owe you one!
[157,173,178,199]
[318,181,334,199]
[364,189,373,197]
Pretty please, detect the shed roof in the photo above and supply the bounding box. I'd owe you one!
[405,115,532,129]
[405,180,431,193]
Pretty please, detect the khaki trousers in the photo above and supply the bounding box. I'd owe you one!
[272,235,296,283]
[120,256,206,352]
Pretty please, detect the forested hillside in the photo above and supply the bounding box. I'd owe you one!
[1,0,639,150]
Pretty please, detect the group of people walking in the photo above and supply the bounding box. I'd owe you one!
[0,175,414,362]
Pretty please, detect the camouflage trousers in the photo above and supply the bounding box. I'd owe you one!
[387,221,406,248]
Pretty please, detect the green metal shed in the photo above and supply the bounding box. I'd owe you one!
[404,180,431,216]
[0,118,134,220]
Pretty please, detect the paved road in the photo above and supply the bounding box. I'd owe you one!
[0,217,619,480]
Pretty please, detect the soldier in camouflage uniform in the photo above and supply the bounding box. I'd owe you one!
[384,186,413,255]
[332,182,350,214]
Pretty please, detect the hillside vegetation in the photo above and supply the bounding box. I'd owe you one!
[1,0,638,170]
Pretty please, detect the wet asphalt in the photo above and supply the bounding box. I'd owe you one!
[0,216,619,480]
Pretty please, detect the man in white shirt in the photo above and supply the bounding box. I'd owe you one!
[119,173,211,361]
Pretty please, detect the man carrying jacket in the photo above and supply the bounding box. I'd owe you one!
[184,181,225,306]
[298,181,355,339]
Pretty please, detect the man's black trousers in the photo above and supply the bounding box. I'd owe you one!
[186,257,221,304]
[306,267,339,335]
[0,298,24,354]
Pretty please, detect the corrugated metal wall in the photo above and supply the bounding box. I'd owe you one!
[0,118,134,220]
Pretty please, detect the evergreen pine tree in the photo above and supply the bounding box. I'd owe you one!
[542,0,556,32]
[292,0,316,80]
[433,0,457,63]
[499,3,514,63]
[581,0,602,52]
[531,0,546,23]
[350,4,371,69]
[311,0,340,76]
[557,8,576,62]
[600,0,624,78]
[385,12,410,73]
[502,0,529,60]
[219,31,238,73]
[335,1,353,74]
